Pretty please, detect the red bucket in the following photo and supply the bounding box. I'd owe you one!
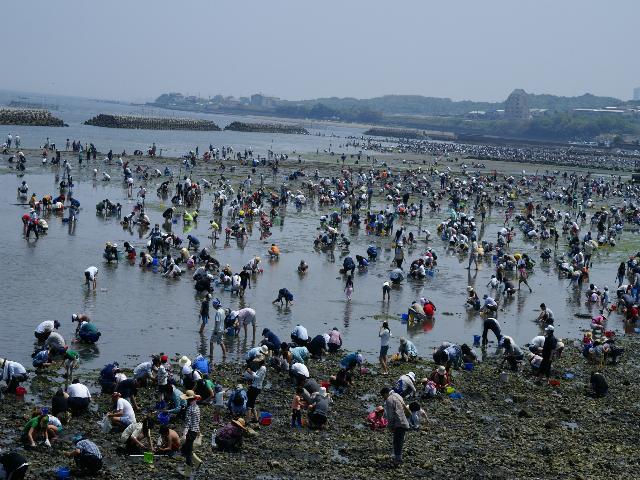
[320,381,330,389]
[15,386,27,395]
[604,330,615,338]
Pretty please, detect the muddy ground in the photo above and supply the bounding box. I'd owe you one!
[3,333,639,480]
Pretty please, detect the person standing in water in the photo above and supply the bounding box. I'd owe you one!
[345,275,354,301]
[199,294,211,334]
[209,298,227,359]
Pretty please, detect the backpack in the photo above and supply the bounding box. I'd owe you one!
[232,389,245,406]
[183,370,197,391]
[192,356,210,375]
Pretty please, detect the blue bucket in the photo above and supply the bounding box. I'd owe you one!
[449,392,463,399]
[473,335,481,346]
[426,269,434,277]
[57,467,71,479]
[157,412,171,425]
[464,363,474,371]
[400,313,409,322]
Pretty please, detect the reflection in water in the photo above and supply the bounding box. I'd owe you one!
[0,168,628,373]
[343,299,352,328]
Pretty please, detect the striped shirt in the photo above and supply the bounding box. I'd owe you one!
[185,402,201,433]
[77,440,102,459]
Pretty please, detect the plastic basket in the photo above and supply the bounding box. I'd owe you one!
[157,412,170,425]
[259,412,273,426]
[56,467,70,479]
[464,363,474,371]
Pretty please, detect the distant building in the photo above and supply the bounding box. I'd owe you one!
[504,89,530,120]
[634,87,640,101]
[250,93,280,108]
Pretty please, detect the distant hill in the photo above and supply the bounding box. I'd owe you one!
[280,93,623,116]
[153,91,624,118]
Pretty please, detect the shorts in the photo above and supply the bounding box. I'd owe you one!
[119,415,134,427]
[246,386,261,409]
[242,314,256,327]
[210,331,223,344]
[383,285,391,293]
[200,314,209,325]
[380,345,389,357]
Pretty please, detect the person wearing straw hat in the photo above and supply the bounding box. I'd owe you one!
[214,418,249,452]
[180,390,202,477]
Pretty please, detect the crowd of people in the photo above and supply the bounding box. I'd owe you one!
[2,134,640,478]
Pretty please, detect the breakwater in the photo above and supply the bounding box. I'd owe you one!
[84,114,220,131]
[224,121,308,134]
[0,108,66,127]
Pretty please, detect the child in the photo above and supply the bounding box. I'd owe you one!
[291,387,303,428]
[213,384,225,425]
[156,362,168,402]
[601,286,610,313]
[366,406,388,430]
[408,401,427,429]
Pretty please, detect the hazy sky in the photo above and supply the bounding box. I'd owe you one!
[5,0,639,102]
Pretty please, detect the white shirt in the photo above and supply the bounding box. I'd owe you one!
[85,266,98,279]
[36,320,55,334]
[292,325,308,341]
[530,336,546,348]
[116,398,136,422]
[1,361,26,381]
[67,383,91,399]
[133,361,154,379]
[290,363,309,378]
[45,332,65,350]
[379,328,391,347]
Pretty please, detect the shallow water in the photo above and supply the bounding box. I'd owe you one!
[0,90,369,157]
[0,162,628,373]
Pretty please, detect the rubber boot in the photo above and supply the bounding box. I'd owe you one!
[192,453,202,470]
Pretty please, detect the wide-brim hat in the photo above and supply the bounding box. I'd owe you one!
[178,356,191,367]
[180,390,200,400]
[260,345,269,354]
[232,418,248,430]
[437,366,446,375]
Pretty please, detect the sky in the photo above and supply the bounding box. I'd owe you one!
[5,0,639,102]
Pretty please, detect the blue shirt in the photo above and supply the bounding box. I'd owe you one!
[340,352,361,370]
[291,347,309,364]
